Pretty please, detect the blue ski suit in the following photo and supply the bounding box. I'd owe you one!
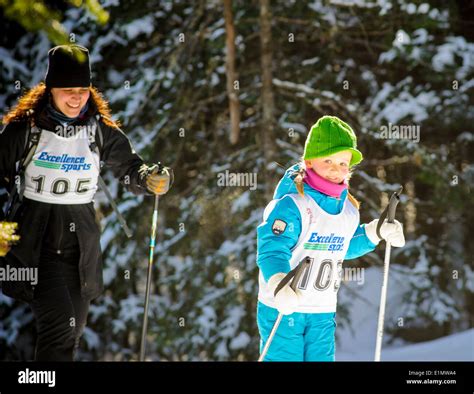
[256,164,376,361]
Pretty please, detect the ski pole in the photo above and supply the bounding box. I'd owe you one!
[258,256,311,362]
[374,186,403,362]
[98,176,132,238]
[139,194,160,361]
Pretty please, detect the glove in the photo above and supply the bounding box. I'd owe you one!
[365,219,405,247]
[267,272,300,315]
[0,222,20,257]
[145,164,173,195]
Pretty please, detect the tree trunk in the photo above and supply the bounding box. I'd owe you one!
[223,0,241,145]
[259,0,277,198]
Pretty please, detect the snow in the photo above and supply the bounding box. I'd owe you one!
[378,49,397,64]
[273,78,317,96]
[393,29,411,48]
[378,29,474,82]
[196,306,217,338]
[339,329,474,361]
[117,294,144,322]
[82,327,101,350]
[428,8,449,23]
[217,239,241,256]
[356,170,402,192]
[90,32,128,63]
[464,266,474,292]
[231,190,251,213]
[209,27,226,41]
[0,292,14,307]
[122,16,155,40]
[220,305,246,339]
[215,340,229,358]
[101,0,120,7]
[432,37,474,80]
[0,48,30,78]
[88,302,110,324]
[432,42,456,72]
[103,244,136,285]
[301,57,320,66]
[0,303,33,345]
[111,319,126,334]
[418,3,430,14]
[279,120,307,135]
[337,267,474,361]
[155,229,186,254]
[405,3,417,15]
[411,28,430,45]
[166,255,194,277]
[137,46,163,63]
[373,89,441,124]
[107,69,124,85]
[230,331,251,350]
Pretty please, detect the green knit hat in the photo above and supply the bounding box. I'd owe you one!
[303,115,363,167]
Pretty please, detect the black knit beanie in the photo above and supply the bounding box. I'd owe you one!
[45,44,91,88]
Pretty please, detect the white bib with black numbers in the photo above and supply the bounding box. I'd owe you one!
[258,193,360,313]
[23,127,100,204]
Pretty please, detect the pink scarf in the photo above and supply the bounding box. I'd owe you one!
[303,168,348,198]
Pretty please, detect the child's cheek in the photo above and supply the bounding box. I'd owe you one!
[314,164,328,176]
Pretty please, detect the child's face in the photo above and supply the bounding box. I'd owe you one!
[305,150,352,184]
[51,87,90,118]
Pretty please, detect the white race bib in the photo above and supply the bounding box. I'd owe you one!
[258,193,360,313]
[23,126,100,204]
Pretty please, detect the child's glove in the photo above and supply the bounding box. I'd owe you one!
[145,164,173,195]
[267,272,300,315]
[365,219,405,247]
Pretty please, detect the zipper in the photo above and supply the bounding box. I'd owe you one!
[56,206,63,255]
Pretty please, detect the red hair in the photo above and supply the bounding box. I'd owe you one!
[3,83,120,128]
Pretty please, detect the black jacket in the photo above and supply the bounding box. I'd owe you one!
[0,100,152,302]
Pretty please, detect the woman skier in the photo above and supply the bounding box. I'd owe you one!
[0,44,171,361]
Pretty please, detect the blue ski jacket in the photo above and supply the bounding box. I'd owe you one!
[257,164,377,281]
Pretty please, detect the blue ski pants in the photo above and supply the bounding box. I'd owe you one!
[257,301,337,361]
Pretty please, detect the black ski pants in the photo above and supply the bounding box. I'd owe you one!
[29,249,90,361]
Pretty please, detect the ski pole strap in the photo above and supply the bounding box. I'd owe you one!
[274,256,312,296]
[5,123,41,218]
[376,186,403,240]
[97,176,133,238]
[17,124,41,203]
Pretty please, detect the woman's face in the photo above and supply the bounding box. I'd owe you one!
[305,150,352,184]
[51,87,90,118]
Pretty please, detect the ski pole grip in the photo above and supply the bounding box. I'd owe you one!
[274,256,311,296]
[387,186,403,223]
[376,186,403,239]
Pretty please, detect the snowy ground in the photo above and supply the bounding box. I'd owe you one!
[336,267,474,361]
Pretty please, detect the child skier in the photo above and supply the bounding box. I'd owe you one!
[0,44,171,361]
[256,115,405,361]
